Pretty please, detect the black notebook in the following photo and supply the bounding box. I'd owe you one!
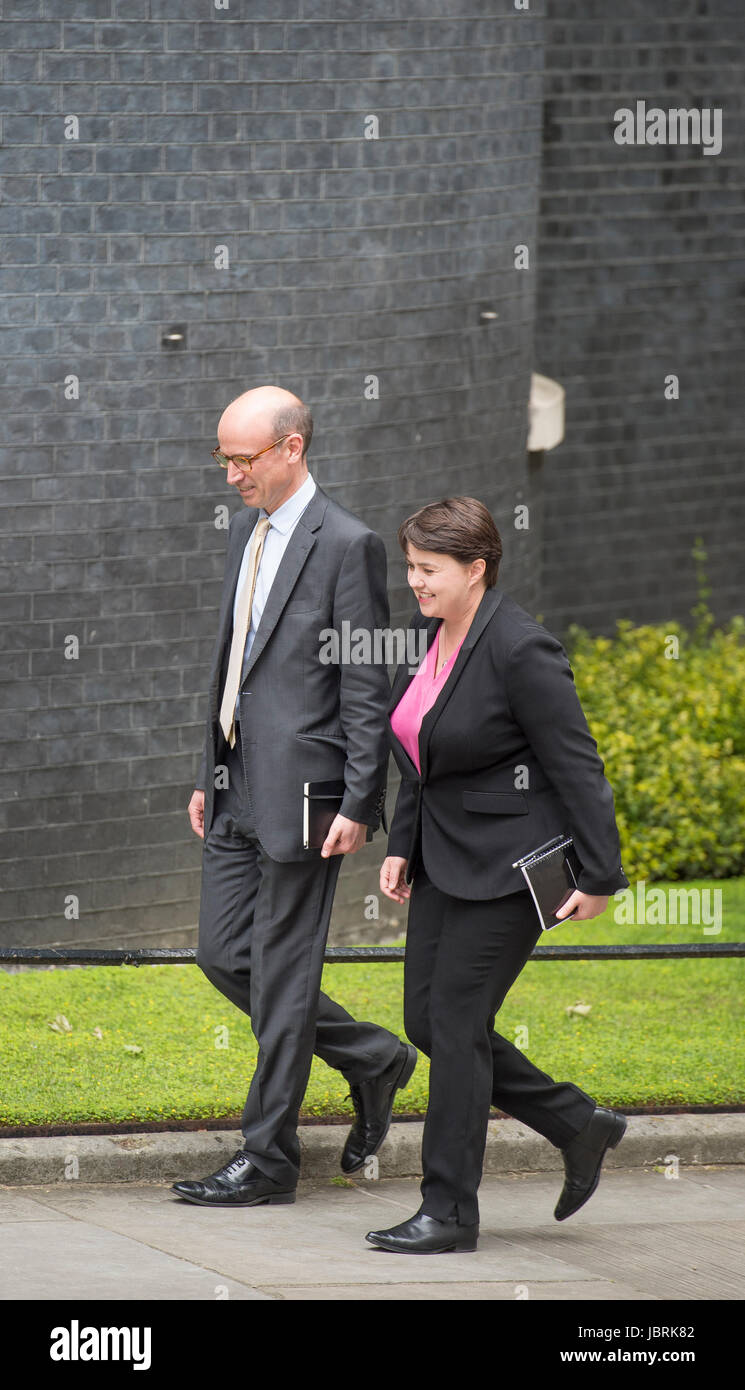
[302,779,374,850]
[512,835,582,931]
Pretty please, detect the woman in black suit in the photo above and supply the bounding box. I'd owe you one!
[366,497,629,1255]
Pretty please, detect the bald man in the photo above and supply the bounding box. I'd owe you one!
[171,386,415,1209]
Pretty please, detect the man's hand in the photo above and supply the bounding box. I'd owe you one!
[555,889,609,922]
[321,814,368,857]
[188,789,205,839]
[380,856,411,903]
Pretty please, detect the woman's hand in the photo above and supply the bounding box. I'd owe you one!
[555,890,609,922]
[380,856,411,903]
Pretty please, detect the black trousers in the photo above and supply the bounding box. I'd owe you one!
[196,726,401,1187]
[404,862,597,1226]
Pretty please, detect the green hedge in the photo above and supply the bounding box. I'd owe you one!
[563,595,745,883]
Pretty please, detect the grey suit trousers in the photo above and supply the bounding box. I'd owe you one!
[196,724,401,1186]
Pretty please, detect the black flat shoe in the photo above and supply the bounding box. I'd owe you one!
[554,1106,627,1221]
[340,1041,417,1174]
[366,1209,479,1254]
[171,1150,296,1208]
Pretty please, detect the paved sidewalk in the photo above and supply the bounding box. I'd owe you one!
[2,1165,743,1301]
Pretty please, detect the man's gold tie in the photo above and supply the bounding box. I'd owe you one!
[219,516,272,748]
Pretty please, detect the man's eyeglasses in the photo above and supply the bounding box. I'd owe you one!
[211,434,292,473]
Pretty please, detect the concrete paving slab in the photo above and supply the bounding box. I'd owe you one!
[0,1190,65,1223]
[520,1220,745,1302]
[1,1168,742,1301]
[0,1215,274,1301]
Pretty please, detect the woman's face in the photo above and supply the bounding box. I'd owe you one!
[405,543,486,620]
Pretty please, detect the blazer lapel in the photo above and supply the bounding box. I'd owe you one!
[386,613,436,774]
[387,616,438,714]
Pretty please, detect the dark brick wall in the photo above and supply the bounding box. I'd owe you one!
[0,1,544,948]
[535,0,745,634]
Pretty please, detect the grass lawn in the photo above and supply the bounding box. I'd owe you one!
[1,877,743,1129]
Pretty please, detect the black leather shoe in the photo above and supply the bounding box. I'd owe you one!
[554,1106,627,1221]
[340,1042,418,1174]
[171,1150,296,1207]
[366,1209,479,1254]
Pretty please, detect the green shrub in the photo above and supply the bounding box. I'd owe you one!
[563,550,745,883]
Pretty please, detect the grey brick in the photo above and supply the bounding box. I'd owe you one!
[0,20,60,48]
[0,652,31,679]
[58,208,95,236]
[96,23,160,51]
[109,53,148,82]
[96,83,161,113]
[164,84,196,114]
[111,0,148,16]
[0,147,57,175]
[144,62,199,95]
[161,25,197,53]
[39,174,109,204]
[94,145,162,174]
[43,53,113,81]
[59,22,99,47]
[0,84,53,114]
[147,0,216,16]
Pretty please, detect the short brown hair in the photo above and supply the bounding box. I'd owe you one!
[397,496,502,587]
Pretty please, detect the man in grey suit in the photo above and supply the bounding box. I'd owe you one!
[172,385,416,1208]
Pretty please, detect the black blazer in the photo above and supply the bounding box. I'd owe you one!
[386,586,629,901]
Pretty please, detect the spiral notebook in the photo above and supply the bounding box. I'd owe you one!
[512,835,581,931]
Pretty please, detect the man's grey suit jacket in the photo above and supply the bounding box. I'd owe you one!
[196,484,390,861]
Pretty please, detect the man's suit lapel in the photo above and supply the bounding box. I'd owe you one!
[388,587,504,781]
[209,512,252,710]
[237,486,328,686]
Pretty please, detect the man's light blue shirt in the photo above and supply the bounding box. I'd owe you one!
[232,470,317,722]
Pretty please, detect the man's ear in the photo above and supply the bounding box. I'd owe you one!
[288,434,306,466]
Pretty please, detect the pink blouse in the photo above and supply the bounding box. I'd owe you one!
[390,625,465,774]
